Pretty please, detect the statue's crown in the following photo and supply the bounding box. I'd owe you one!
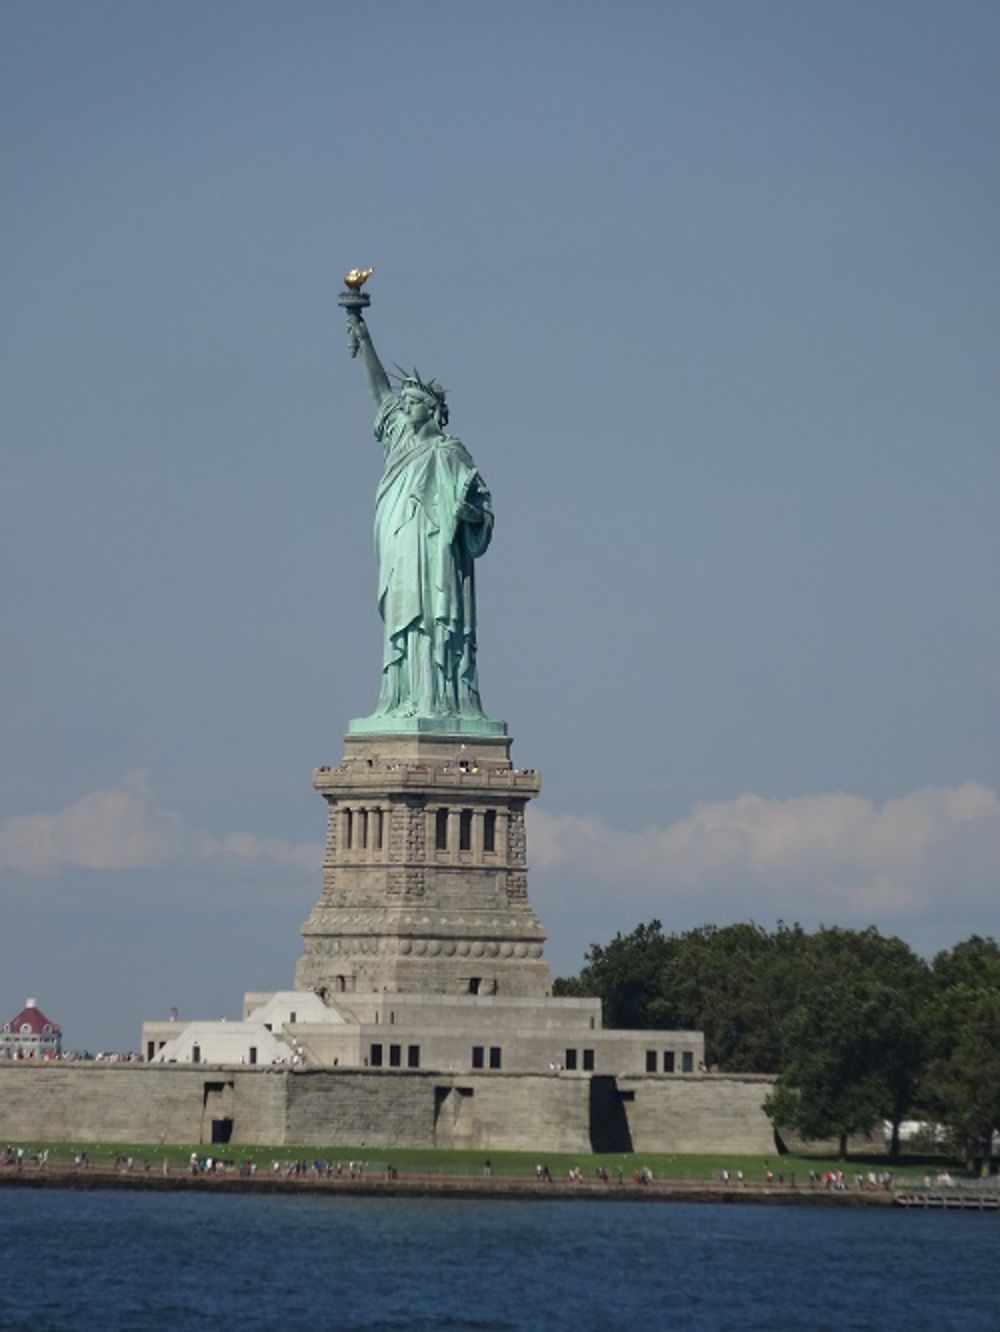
[397,367,449,426]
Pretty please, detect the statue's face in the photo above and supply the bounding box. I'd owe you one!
[401,388,435,429]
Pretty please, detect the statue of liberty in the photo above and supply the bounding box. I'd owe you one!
[340,273,504,735]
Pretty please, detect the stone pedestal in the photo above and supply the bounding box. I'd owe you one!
[295,731,551,998]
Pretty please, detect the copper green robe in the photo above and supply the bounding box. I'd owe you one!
[371,397,493,719]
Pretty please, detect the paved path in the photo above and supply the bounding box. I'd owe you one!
[0,1164,896,1206]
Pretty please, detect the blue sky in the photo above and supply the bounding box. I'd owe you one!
[3,1,999,1049]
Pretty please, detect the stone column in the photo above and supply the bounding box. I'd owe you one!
[447,807,458,858]
[338,806,351,858]
[496,809,510,867]
[471,808,485,863]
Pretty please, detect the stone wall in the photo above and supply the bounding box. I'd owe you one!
[285,1070,435,1149]
[0,1065,778,1155]
[0,1065,282,1146]
[441,1073,591,1152]
[616,1074,778,1154]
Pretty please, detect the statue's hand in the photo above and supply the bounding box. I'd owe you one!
[345,312,367,358]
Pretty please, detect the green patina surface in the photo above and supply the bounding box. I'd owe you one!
[340,281,505,738]
[347,714,508,738]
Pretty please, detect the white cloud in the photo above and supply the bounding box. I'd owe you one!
[0,773,321,879]
[201,831,322,872]
[0,771,186,874]
[530,782,1000,924]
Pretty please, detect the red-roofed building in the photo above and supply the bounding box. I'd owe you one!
[1,999,62,1059]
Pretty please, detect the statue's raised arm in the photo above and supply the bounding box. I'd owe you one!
[349,312,392,407]
[337,269,503,737]
[339,269,391,408]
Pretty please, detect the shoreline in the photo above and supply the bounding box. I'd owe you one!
[0,1164,895,1206]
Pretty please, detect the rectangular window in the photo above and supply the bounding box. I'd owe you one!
[471,1045,485,1069]
[374,809,384,850]
[435,808,449,851]
[582,1049,595,1071]
[146,1041,155,1061]
[249,1047,257,1066]
[483,809,496,852]
[389,1044,402,1068]
[682,1051,694,1073]
[489,1046,502,1070]
[645,1049,657,1073]
[370,1043,383,1067]
[345,809,353,849]
[407,1045,420,1069]
[459,808,472,851]
[289,1012,296,1024]
[359,808,368,848]
[192,1045,201,1065]
[565,1048,578,1071]
[663,1051,675,1074]
[468,977,481,995]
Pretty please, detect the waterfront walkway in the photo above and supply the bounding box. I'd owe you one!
[0,1161,898,1206]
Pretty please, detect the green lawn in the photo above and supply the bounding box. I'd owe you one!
[5,1142,962,1184]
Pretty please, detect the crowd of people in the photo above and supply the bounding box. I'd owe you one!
[0,1049,141,1063]
[2,1145,50,1168]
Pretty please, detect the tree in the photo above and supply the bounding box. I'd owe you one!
[554,920,671,1029]
[765,968,927,1159]
[553,920,791,1061]
[799,928,931,1158]
[557,921,931,1156]
[763,927,930,1158]
[652,922,804,1072]
[922,937,1000,1173]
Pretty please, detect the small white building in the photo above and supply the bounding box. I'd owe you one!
[145,991,342,1066]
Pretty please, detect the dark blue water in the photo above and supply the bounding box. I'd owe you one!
[0,1190,996,1330]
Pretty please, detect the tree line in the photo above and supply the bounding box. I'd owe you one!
[554,921,1000,1167]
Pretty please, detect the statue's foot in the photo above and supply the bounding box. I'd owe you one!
[374,703,416,719]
